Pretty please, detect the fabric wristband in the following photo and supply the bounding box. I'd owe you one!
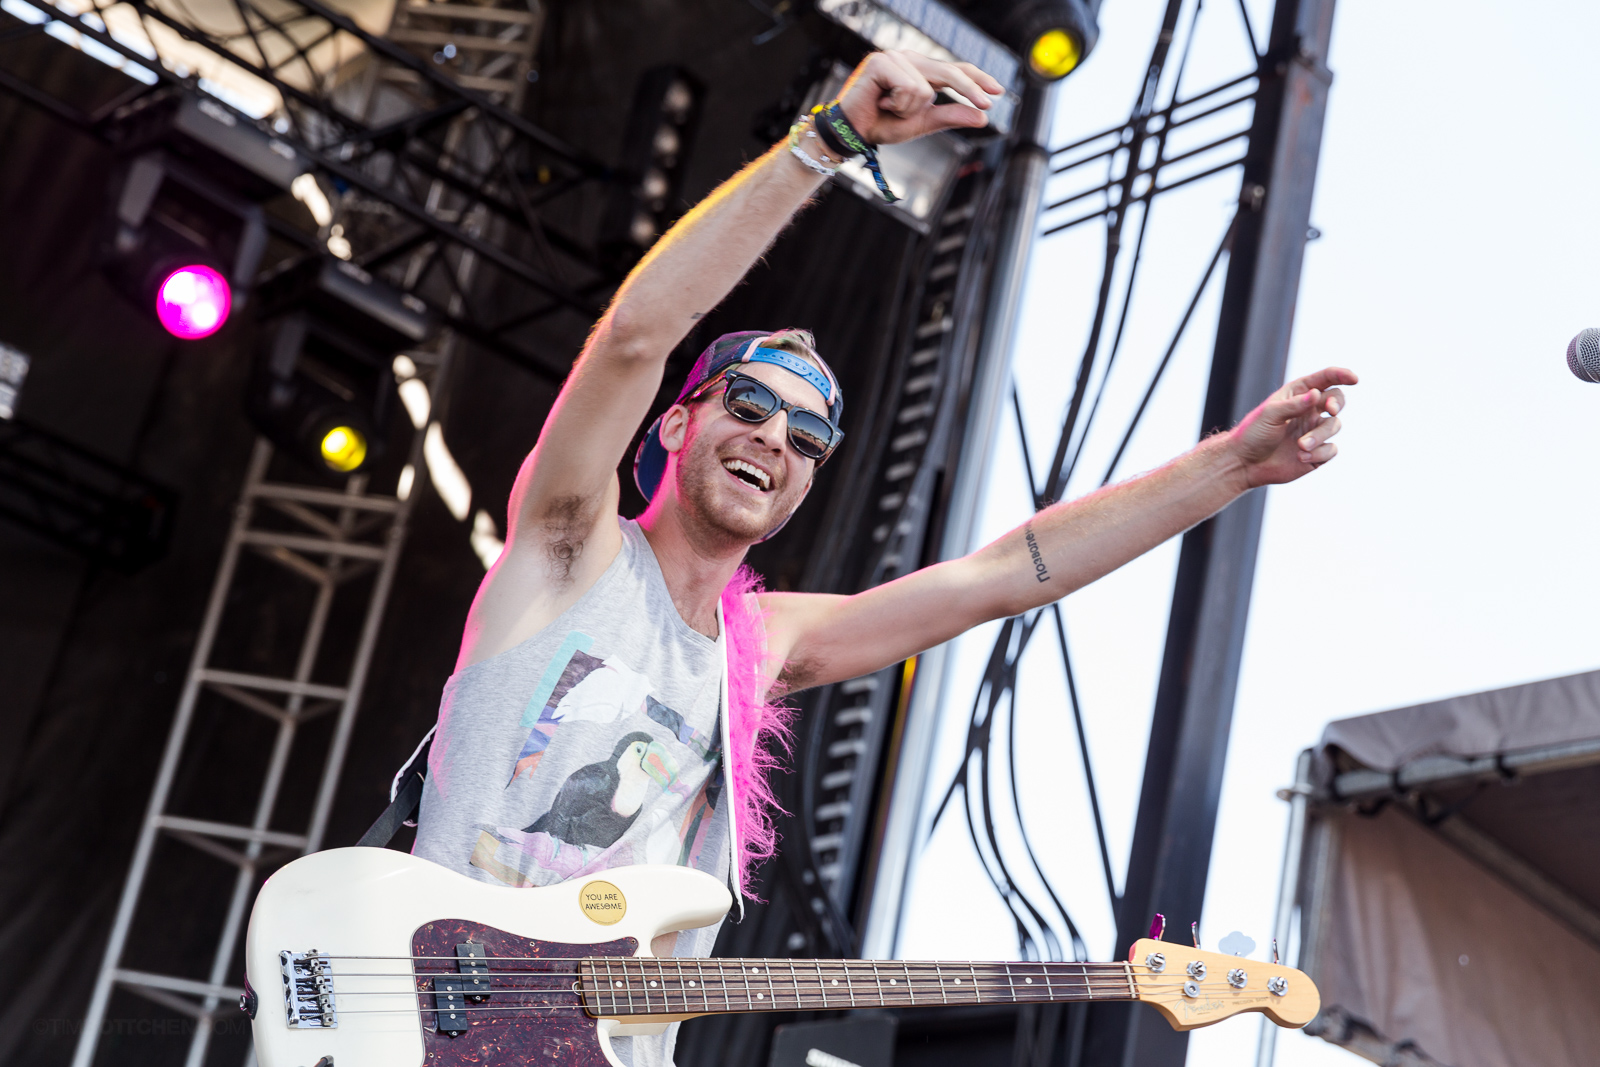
[814,101,899,204]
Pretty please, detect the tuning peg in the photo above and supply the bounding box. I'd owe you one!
[1272,938,1280,965]
[1190,921,1200,949]
[1148,913,1165,940]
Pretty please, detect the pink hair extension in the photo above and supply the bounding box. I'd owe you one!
[720,564,793,897]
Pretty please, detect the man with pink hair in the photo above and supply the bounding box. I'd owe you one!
[411,48,1354,1067]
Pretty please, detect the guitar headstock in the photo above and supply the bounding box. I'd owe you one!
[1128,938,1320,1033]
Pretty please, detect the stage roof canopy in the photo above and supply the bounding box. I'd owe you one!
[1298,668,1600,1067]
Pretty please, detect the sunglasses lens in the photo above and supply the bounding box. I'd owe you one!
[787,410,835,459]
[723,377,779,423]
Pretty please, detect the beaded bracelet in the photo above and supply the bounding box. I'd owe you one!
[787,115,842,177]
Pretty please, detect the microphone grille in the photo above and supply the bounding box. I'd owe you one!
[1569,328,1600,383]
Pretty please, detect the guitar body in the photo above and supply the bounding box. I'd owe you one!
[244,848,732,1067]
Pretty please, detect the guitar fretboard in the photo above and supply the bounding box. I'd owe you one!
[577,959,1142,1017]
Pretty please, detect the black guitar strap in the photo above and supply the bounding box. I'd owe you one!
[357,727,434,848]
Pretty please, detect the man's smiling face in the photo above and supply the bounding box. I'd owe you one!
[668,360,830,545]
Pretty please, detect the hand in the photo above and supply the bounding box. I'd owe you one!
[836,50,1005,146]
[1227,367,1358,488]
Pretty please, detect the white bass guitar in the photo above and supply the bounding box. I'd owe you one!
[243,848,1318,1067]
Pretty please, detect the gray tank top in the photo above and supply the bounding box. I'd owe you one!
[414,519,736,1066]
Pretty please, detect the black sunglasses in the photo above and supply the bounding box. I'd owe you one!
[689,371,844,462]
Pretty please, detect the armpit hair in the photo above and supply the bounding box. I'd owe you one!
[773,654,819,698]
[540,494,588,582]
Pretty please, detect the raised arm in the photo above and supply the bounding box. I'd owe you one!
[767,368,1358,689]
[456,51,1004,668]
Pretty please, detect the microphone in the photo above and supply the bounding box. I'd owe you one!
[1569,328,1600,383]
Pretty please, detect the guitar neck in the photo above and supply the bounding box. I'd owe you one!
[579,957,1141,1017]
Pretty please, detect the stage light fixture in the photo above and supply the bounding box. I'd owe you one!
[599,66,704,271]
[102,94,306,335]
[1029,27,1082,79]
[155,264,233,339]
[246,257,435,476]
[996,0,1099,83]
[318,425,368,472]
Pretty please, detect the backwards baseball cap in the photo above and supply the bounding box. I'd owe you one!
[634,329,844,512]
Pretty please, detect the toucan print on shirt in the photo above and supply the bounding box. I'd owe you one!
[465,631,724,887]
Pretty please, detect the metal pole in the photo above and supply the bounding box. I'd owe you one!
[1256,747,1313,1067]
[858,80,1059,961]
[1081,0,1337,1061]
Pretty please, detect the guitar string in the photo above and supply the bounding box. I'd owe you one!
[324,984,1281,1019]
[319,978,1263,1002]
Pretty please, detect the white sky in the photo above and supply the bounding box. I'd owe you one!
[896,1,1600,1065]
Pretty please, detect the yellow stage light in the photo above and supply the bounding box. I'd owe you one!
[1030,28,1082,80]
[320,425,368,472]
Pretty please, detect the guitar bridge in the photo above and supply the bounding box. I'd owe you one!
[280,950,338,1029]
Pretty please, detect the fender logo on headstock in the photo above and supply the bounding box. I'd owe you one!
[1181,997,1228,1019]
[579,880,626,925]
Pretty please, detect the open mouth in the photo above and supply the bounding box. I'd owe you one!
[722,458,771,491]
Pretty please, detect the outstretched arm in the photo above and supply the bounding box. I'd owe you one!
[766,368,1358,690]
[456,51,1004,668]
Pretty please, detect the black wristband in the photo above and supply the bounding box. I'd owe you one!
[810,103,855,158]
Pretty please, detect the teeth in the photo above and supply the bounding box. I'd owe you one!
[722,458,770,490]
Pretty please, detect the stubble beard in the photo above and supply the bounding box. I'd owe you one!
[675,420,804,550]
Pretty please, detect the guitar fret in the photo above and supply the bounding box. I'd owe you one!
[583,954,1202,1019]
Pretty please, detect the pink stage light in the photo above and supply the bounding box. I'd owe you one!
[155,265,232,340]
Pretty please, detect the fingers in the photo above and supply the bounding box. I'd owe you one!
[1299,440,1338,466]
[1262,387,1320,426]
[1288,366,1359,396]
[895,51,1002,109]
[876,50,937,116]
[1321,386,1346,415]
[1297,414,1341,458]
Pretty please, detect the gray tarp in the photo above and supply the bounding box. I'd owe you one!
[1300,668,1600,1067]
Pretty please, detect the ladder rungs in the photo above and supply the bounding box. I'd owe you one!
[250,483,400,513]
[115,968,244,1003]
[240,530,388,559]
[156,815,309,849]
[198,669,348,700]
[389,27,534,52]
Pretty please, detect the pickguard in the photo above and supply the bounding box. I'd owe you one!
[411,918,637,1066]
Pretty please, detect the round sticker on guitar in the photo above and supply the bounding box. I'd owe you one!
[579,880,627,925]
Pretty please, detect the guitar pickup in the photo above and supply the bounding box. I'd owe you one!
[456,942,490,1003]
[432,978,467,1036]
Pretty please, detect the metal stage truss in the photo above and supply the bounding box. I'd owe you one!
[0,2,572,1065]
[0,0,618,381]
[860,0,1338,1064]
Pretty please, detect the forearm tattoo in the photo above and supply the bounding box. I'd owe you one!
[1024,524,1051,583]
